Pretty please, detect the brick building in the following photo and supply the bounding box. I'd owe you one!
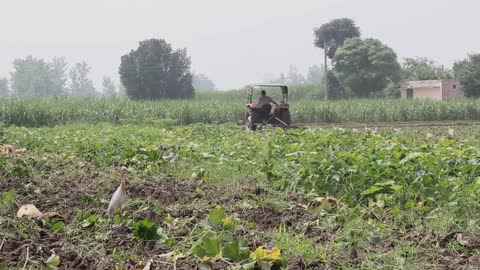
[400,80,463,101]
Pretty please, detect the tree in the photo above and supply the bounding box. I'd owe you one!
[10,56,53,96]
[49,57,69,95]
[314,18,361,59]
[401,57,452,81]
[0,77,8,96]
[102,76,116,96]
[314,18,361,101]
[453,54,480,97]
[324,70,345,99]
[117,83,126,96]
[334,38,401,98]
[119,38,194,99]
[381,82,401,98]
[286,65,304,85]
[69,61,96,96]
[306,65,323,85]
[9,56,69,96]
[192,73,215,91]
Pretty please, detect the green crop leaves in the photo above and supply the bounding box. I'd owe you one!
[193,236,221,258]
[203,237,221,257]
[45,253,60,270]
[132,218,160,241]
[3,119,480,268]
[223,239,250,262]
[208,206,226,226]
[222,217,235,231]
[80,215,98,228]
[250,246,284,269]
[2,189,16,204]
[1,189,16,214]
[361,180,402,197]
[50,221,65,233]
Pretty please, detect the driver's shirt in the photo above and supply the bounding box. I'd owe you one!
[259,96,274,105]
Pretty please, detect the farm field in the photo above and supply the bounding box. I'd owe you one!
[1,122,480,269]
[4,97,480,127]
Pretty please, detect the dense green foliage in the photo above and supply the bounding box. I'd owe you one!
[1,123,480,268]
[50,57,69,95]
[324,70,343,99]
[2,123,480,216]
[11,56,56,96]
[9,56,97,97]
[119,39,194,99]
[401,57,453,81]
[69,61,96,96]
[305,65,323,84]
[334,38,401,98]
[313,18,361,59]
[3,97,480,127]
[102,76,116,96]
[453,54,480,97]
[192,73,216,91]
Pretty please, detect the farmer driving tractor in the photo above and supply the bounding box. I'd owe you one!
[259,90,278,114]
[244,84,292,131]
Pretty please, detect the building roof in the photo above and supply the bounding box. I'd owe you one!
[401,79,459,88]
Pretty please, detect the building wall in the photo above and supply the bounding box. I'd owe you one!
[413,87,442,100]
[401,80,464,101]
[442,80,464,100]
[400,80,443,100]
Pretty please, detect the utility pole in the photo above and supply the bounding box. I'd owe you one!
[324,41,328,101]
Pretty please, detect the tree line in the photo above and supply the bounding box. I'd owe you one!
[0,56,122,97]
[312,18,480,98]
[1,20,479,99]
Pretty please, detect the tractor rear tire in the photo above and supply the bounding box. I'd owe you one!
[280,110,291,126]
[247,118,257,131]
[245,112,256,131]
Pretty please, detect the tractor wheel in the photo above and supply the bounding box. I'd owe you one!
[244,112,256,131]
[280,110,291,126]
[247,118,257,131]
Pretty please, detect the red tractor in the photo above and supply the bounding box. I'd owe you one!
[244,84,292,131]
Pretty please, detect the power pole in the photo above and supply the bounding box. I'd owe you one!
[324,41,328,101]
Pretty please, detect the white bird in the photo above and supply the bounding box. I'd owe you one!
[333,126,346,132]
[426,132,433,139]
[363,124,378,134]
[448,126,455,138]
[107,166,129,215]
[303,127,313,133]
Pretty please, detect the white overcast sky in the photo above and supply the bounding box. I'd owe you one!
[0,0,479,90]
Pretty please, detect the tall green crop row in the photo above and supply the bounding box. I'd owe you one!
[1,96,480,127]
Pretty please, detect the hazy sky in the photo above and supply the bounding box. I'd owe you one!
[1,0,479,90]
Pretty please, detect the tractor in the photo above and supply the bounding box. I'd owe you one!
[244,84,292,131]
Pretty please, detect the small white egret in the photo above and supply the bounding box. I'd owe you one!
[448,126,455,138]
[107,166,130,215]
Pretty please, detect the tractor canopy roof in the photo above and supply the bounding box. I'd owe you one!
[245,83,289,103]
